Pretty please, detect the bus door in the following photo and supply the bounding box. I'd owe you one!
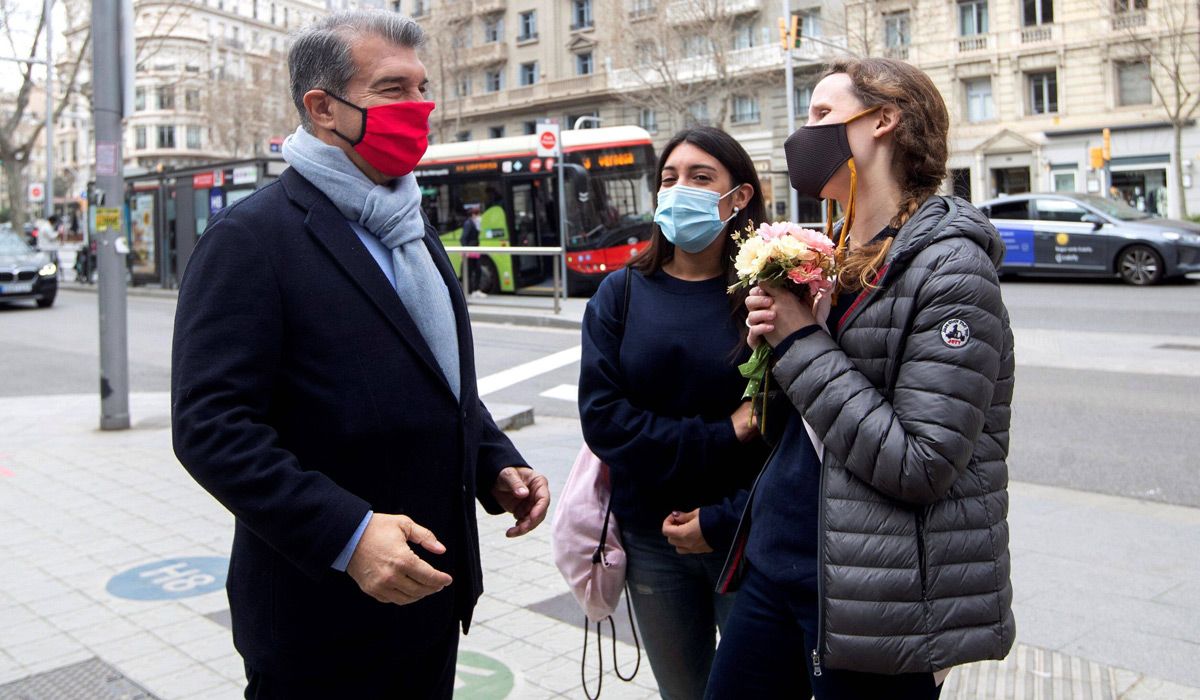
[507,178,554,285]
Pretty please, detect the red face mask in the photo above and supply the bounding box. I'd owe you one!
[327,91,435,178]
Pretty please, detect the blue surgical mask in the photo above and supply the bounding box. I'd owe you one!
[654,184,740,253]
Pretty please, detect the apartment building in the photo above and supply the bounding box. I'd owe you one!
[848,0,1199,217]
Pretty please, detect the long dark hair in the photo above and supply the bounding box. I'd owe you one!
[630,126,768,335]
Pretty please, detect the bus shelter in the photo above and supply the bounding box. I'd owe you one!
[122,157,287,288]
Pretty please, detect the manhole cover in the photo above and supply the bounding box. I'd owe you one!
[0,658,157,700]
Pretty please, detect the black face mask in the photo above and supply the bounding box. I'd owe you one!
[783,106,880,254]
[783,106,879,198]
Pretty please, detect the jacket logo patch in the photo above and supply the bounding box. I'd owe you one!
[941,319,970,348]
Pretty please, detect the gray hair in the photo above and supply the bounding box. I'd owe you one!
[288,10,426,130]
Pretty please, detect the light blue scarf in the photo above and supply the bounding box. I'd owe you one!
[282,126,460,400]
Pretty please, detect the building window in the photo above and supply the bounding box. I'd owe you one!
[483,16,503,43]
[456,76,472,97]
[630,0,654,18]
[1027,70,1058,114]
[157,125,176,149]
[518,10,537,40]
[414,0,429,15]
[1023,0,1053,24]
[573,0,593,29]
[884,11,910,55]
[135,87,146,111]
[638,108,658,133]
[135,126,147,150]
[965,77,995,122]
[1053,171,1076,192]
[519,62,539,86]
[687,99,709,126]
[185,88,201,111]
[683,35,712,57]
[157,85,175,110]
[567,111,600,128]
[1117,61,1151,105]
[733,20,756,50]
[489,126,505,138]
[456,130,471,142]
[959,0,988,35]
[1113,0,1147,11]
[795,83,813,117]
[731,95,760,124]
[187,125,202,149]
[485,68,504,93]
[523,121,538,135]
[576,52,594,76]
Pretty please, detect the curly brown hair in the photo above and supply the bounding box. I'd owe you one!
[823,57,950,292]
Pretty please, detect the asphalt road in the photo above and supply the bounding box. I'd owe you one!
[2,277,1196,508]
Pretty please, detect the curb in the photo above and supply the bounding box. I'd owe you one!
[482,402,535,432]
[59,284,587,329]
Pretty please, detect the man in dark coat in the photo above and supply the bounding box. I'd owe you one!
[171,10,549,698]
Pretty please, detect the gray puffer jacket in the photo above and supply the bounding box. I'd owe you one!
[771,195,1015,674]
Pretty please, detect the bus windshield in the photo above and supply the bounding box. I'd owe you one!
[566,169,655,247]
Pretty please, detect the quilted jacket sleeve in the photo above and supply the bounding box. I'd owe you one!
[772,239,1007,506]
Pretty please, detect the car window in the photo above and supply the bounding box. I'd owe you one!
[1033,199,1088,223]
[0,232,33,255]
[986,200,1030,220]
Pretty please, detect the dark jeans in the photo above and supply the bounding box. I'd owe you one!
[706,566,941,700]
[622,525,736,700]
[243,624,459,699]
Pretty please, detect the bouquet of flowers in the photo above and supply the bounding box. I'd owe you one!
[728,221,840,429]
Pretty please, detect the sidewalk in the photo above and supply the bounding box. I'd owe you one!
[1,393,1198,699]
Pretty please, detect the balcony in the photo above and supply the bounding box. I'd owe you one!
[459,42,508,67]
[446,73,610,117]
[473,0,505,13]
[1112,10,1147,29]
[1020,24,1054,43]
[957,34,988,52]
[665,0,760,24]
[884,45,910,61]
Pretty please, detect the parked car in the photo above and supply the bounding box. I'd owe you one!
[0,230,58,307]
[978,193,1200,285]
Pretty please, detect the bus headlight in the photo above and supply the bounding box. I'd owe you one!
[39,262,57,277]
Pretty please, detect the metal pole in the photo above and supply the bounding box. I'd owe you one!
[44,0,54,220]
[782,0,798,222]
[556,161,566,308]
[91,0,130,430]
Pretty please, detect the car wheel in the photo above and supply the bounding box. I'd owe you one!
[478,257,500,294]
[1117,245,1163,286]
[36,294,56,308]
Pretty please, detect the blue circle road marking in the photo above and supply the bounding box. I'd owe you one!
[107,557,228,600]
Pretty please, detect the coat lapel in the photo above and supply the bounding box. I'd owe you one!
[282,169,457,399]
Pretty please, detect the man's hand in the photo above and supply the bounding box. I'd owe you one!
[662,509,713,554]
[491,466,551,538]
[346,513,453,606]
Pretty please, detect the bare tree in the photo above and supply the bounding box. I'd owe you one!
[605,0,781,132]
[418,0,478,143]
[205,50,297,158]
[0,0,90,231]
[1110,0,1200,217]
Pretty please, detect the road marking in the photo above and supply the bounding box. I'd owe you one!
[539,384,578,402]
[477,346,581,397]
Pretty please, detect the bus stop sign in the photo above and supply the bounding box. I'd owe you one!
[537,123,561,158]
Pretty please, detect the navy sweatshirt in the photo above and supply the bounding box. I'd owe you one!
[579,268,768,552]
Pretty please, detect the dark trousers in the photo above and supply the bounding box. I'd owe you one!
[244,624,460,699]
[706,566,941,700]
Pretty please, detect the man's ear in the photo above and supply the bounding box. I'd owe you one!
[303,89,337,131]
[873,105,900,138]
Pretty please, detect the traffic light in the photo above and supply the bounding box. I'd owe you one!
[1090,147,1105,170]
[779,15,800,49]
[1102,127,1112,161]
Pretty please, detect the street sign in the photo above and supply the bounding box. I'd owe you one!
[269,136,284,153]
[536,123,561,158]
[232,165,257,185]
[28,182,45,203]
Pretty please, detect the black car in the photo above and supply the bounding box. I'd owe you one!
[0,231,58,307]
[978,193,1200,285]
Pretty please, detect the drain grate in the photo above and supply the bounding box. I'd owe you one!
[0,658,157,700]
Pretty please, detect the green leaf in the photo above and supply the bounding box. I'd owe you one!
[737,343,773,401]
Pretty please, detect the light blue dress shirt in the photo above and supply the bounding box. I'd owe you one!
[331,221,405,571]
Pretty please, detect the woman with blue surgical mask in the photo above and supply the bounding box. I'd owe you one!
[579,127,807,700]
